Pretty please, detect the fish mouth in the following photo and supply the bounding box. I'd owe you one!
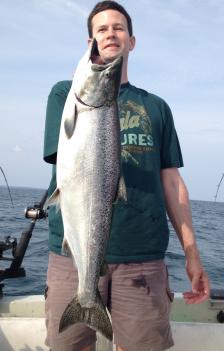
[90,38,123,70]
[75,39,123,108]
[90,38,104,64]
[90,38,122,66]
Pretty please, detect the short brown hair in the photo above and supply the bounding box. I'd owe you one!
[87,1,133,38]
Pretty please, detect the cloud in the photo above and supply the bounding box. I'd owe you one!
[54,0,89,18]
[0,0,88,62]
[13,145,22,153]
[36,0,89,18]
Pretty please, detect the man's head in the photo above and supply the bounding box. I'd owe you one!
[87,1,135,65]
[87,1,133,38]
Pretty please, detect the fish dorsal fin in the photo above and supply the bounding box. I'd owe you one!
[64,104,77,139]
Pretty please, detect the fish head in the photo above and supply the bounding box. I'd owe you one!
[74,39,123,108]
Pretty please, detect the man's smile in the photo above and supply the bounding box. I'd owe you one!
[103,43,120,49]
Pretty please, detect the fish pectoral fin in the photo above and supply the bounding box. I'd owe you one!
[114,175,127,203]
[64,104,77,139]
[61,238,72,257]
[59,290,113,341]
[47,188,60,210]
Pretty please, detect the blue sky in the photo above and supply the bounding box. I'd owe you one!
[0,0,223,201]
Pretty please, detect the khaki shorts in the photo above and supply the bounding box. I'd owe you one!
[45,252,174,351]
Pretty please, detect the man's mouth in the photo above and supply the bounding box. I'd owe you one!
[104,43,120,49]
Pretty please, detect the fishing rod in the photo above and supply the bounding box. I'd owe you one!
[0,166,14,208]
[0,190,48,297]
[214,173,224,202]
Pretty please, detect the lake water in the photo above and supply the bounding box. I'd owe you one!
[0,186,223,296]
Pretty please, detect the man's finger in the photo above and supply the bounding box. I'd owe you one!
[191,274,200,293]
[183,289,209,304]
[184,294,208,304]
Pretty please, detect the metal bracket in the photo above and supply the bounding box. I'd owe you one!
[209,289,224,309]
[208,289,224,324]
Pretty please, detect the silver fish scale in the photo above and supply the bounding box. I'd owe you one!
[79,104,121,304]
[56,49,123,338]
[58,101,121,307]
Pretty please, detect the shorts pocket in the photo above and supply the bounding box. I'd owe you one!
[166,287,174,302]
[165,265,174,302]
[44,285,48,300]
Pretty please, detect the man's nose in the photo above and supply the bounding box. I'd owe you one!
[106,27,116,38]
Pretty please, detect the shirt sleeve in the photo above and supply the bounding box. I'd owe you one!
[43,80,72,164]
[160,101,184,169]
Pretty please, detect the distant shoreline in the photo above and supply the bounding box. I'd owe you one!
[0,185,223,204]
[0,185,46,191]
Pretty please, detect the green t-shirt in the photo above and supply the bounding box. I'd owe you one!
[43,80,183,263]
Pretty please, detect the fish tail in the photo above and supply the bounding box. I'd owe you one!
[59,289,113,341]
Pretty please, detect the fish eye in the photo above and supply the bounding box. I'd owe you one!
[105,71,111,78]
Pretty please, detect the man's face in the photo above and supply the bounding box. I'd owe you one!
[90,9,135,63]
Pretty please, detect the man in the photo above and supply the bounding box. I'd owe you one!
[43,1,210,351]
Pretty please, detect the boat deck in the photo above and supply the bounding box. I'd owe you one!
[0,293,224,351]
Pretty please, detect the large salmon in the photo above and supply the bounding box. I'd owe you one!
[48,40,125,340]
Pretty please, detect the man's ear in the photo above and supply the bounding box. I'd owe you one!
[88,38,93,48]
[129,36,136,51]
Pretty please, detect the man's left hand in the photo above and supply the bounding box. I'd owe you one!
[183,259,210,304]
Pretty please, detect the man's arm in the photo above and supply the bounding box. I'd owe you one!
[161,167,210,304]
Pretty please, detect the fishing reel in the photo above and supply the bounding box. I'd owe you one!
[0,236,17,259]
[0,235,25,297]
[24,191,48,220]
[25,204,48,220]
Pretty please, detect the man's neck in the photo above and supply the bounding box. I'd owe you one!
[120,65,129,84]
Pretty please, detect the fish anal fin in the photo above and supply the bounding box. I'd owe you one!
[64,104,77,139]
[59,290,113,341]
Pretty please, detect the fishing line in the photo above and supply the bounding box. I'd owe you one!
[214,173,224,202]
[0,166,14,208]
